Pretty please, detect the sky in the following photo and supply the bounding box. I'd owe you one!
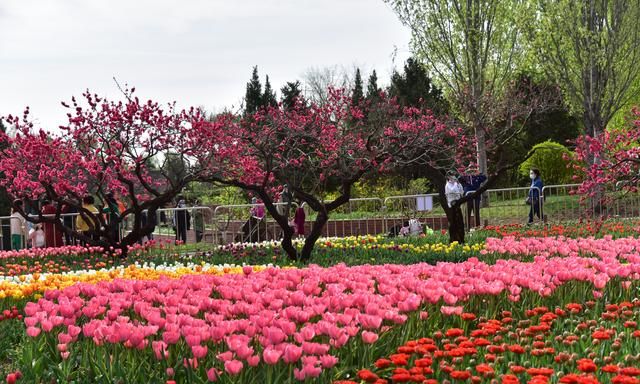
[0,0,412,130]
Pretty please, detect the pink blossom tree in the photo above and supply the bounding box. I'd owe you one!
[573,110,640,200]
[195,90,480,260]
[0,90,209,255]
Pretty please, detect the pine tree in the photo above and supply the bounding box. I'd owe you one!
[262,75,278,108]
[366,70,381,100]
[244,66,263,115]
[351,68,364,106]
[280,81,304,110]
[389,58,448,115]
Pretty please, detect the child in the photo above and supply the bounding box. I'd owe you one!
[29,224,46,248]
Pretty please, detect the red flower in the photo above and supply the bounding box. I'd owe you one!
[624,321,637,329]
[592,330,611,340]
[612,375,640,384]
[511,366,526,374]
[508,344,525,354]
[527,368,554,377]
[602,365,620,374]
[446,328,464,338]
[560,374,581,384]
[621,367,640,377]
[577,359,597,373]
[501,374,520,384]
[357,369,380,383]
[473,338,491,346]
[415,358,433,367]
[390,373,411,382]
[461,313,477,321]
[374,359,391,369]
[566,303,583,313]
[450,370,472,381]
[476,364,494,375]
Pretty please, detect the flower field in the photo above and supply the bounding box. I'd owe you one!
[0,221,640,383]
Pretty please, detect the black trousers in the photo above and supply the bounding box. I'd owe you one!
[176,225,187,244]
[529,199,543,223]
[467,199,481,229]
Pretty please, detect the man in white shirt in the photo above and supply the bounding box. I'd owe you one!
[10,200,27,250]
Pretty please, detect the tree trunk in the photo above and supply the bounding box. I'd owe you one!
[584,111,605,214]
[475,122,490,208]
[280,227,298,261]
[299,210,329,261]
[446,205,466,244]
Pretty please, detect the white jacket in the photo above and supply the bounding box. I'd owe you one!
[445,181,464,208]
[10,212,27,236]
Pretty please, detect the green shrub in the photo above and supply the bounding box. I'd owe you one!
[519,140,574,185]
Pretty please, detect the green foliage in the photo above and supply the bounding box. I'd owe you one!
[519,141,574,185]
[532,0,640,136]
[244,66,263,115]
[280,80,303,110]
[366,70,381,100]
[262,75,277,108]
[351,68,364,106]
[388,58,448,115]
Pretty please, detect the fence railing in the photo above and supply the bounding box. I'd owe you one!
[3,183,640,249]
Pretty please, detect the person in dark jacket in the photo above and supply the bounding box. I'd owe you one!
[528,168,544,224]
[460,165,487,230]
[173,196,190,244]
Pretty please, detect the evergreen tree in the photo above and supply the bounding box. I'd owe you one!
[351,68,364,106]
[262,75,278,108]
[389,58,448,115]
[244,66,263,115]
[280,81,304,110]
[366,70,381,100]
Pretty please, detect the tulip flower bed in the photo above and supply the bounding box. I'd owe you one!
[9,247,640,383]
[480,220,640,240]
[0,262,274,301]
[345,300,640,384]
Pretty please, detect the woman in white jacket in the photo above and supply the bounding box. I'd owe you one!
[444,173,464,208]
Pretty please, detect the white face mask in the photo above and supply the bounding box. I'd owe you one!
[530,173,536,180]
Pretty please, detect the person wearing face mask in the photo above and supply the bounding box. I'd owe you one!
[527,168,544,224]
[444,172,464,208]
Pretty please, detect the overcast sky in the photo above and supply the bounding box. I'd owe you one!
[0,0,412,130]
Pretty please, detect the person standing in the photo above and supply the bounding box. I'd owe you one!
[42,200,64,247]
[76,196,100,244]
[444,173,464,208]
[293,202,306,238]
[10,200,27,250]
[173,196,190,244]
[194,207,204,243]
[102,193,121,242]
[527,168,544,224]
[140,209,157,244]
[461,165,487,230]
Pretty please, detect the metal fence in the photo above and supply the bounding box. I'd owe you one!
[3,183,640,249]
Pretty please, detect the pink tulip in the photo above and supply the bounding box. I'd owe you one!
[224,360,243,376]
[26,326,41,338]
[361,331,379,344]
[206,368,219,382]
[262,347,282,365]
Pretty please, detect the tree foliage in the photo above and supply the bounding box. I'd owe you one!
[0,90,208,255]
[385,0,528,176]
[389,57,448,115]
[533,0,640,138]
